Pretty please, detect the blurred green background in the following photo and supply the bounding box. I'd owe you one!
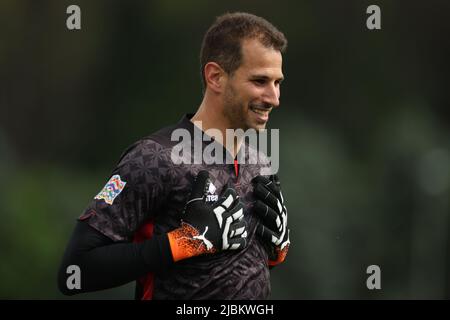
[1,0,449,299]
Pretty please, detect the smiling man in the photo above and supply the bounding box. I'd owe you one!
[58,12,290,300]
[193,15,285,156]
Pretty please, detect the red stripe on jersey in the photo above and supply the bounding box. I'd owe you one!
[133,221,154,300]
[234,159,239,177]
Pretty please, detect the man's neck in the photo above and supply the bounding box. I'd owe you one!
[191,97,243,159]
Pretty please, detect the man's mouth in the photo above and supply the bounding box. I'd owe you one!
[249,106,271,117]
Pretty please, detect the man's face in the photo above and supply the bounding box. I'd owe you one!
[222,38,284,131]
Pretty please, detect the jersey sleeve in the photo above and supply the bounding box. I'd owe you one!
[80,139,171,242]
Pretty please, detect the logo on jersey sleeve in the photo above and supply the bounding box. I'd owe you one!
[94,174,127,205]
[206,181,218,202]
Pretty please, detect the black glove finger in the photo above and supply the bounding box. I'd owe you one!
[227,236,247,250]
[222,216,246,250]
[216,187,237,210]
[253,175,281,196]
[227,200,244,221]
[254,200,282,233]
[188,170,209,203]
[256,223,280,246]
[271,174,281,188]
[254,183,283,213]
[213,190,240,230]
[270,174,286,204]
[252,175,271,186]
[217,194,243,221]
[280,229,290,250]
[229,220,246,237]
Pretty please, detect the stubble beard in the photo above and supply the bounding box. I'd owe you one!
[223,82,250,131]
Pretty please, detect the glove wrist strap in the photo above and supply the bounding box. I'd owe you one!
[167,222,217,262]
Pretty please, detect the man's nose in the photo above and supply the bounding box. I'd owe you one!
[263,83,280,108]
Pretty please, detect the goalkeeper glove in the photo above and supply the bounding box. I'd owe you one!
[252,174,290,267]
[168,170,248,262]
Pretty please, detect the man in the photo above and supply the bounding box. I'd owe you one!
[58,12,290,300]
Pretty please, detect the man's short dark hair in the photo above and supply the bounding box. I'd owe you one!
[200,12,287,91]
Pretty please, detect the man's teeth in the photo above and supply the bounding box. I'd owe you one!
[251,108,269,115]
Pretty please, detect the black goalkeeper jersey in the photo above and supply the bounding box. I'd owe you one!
[82,114,272,299]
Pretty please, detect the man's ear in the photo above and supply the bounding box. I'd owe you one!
[204,62,226,94]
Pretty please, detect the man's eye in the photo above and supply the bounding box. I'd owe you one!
[253,79,265,85]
